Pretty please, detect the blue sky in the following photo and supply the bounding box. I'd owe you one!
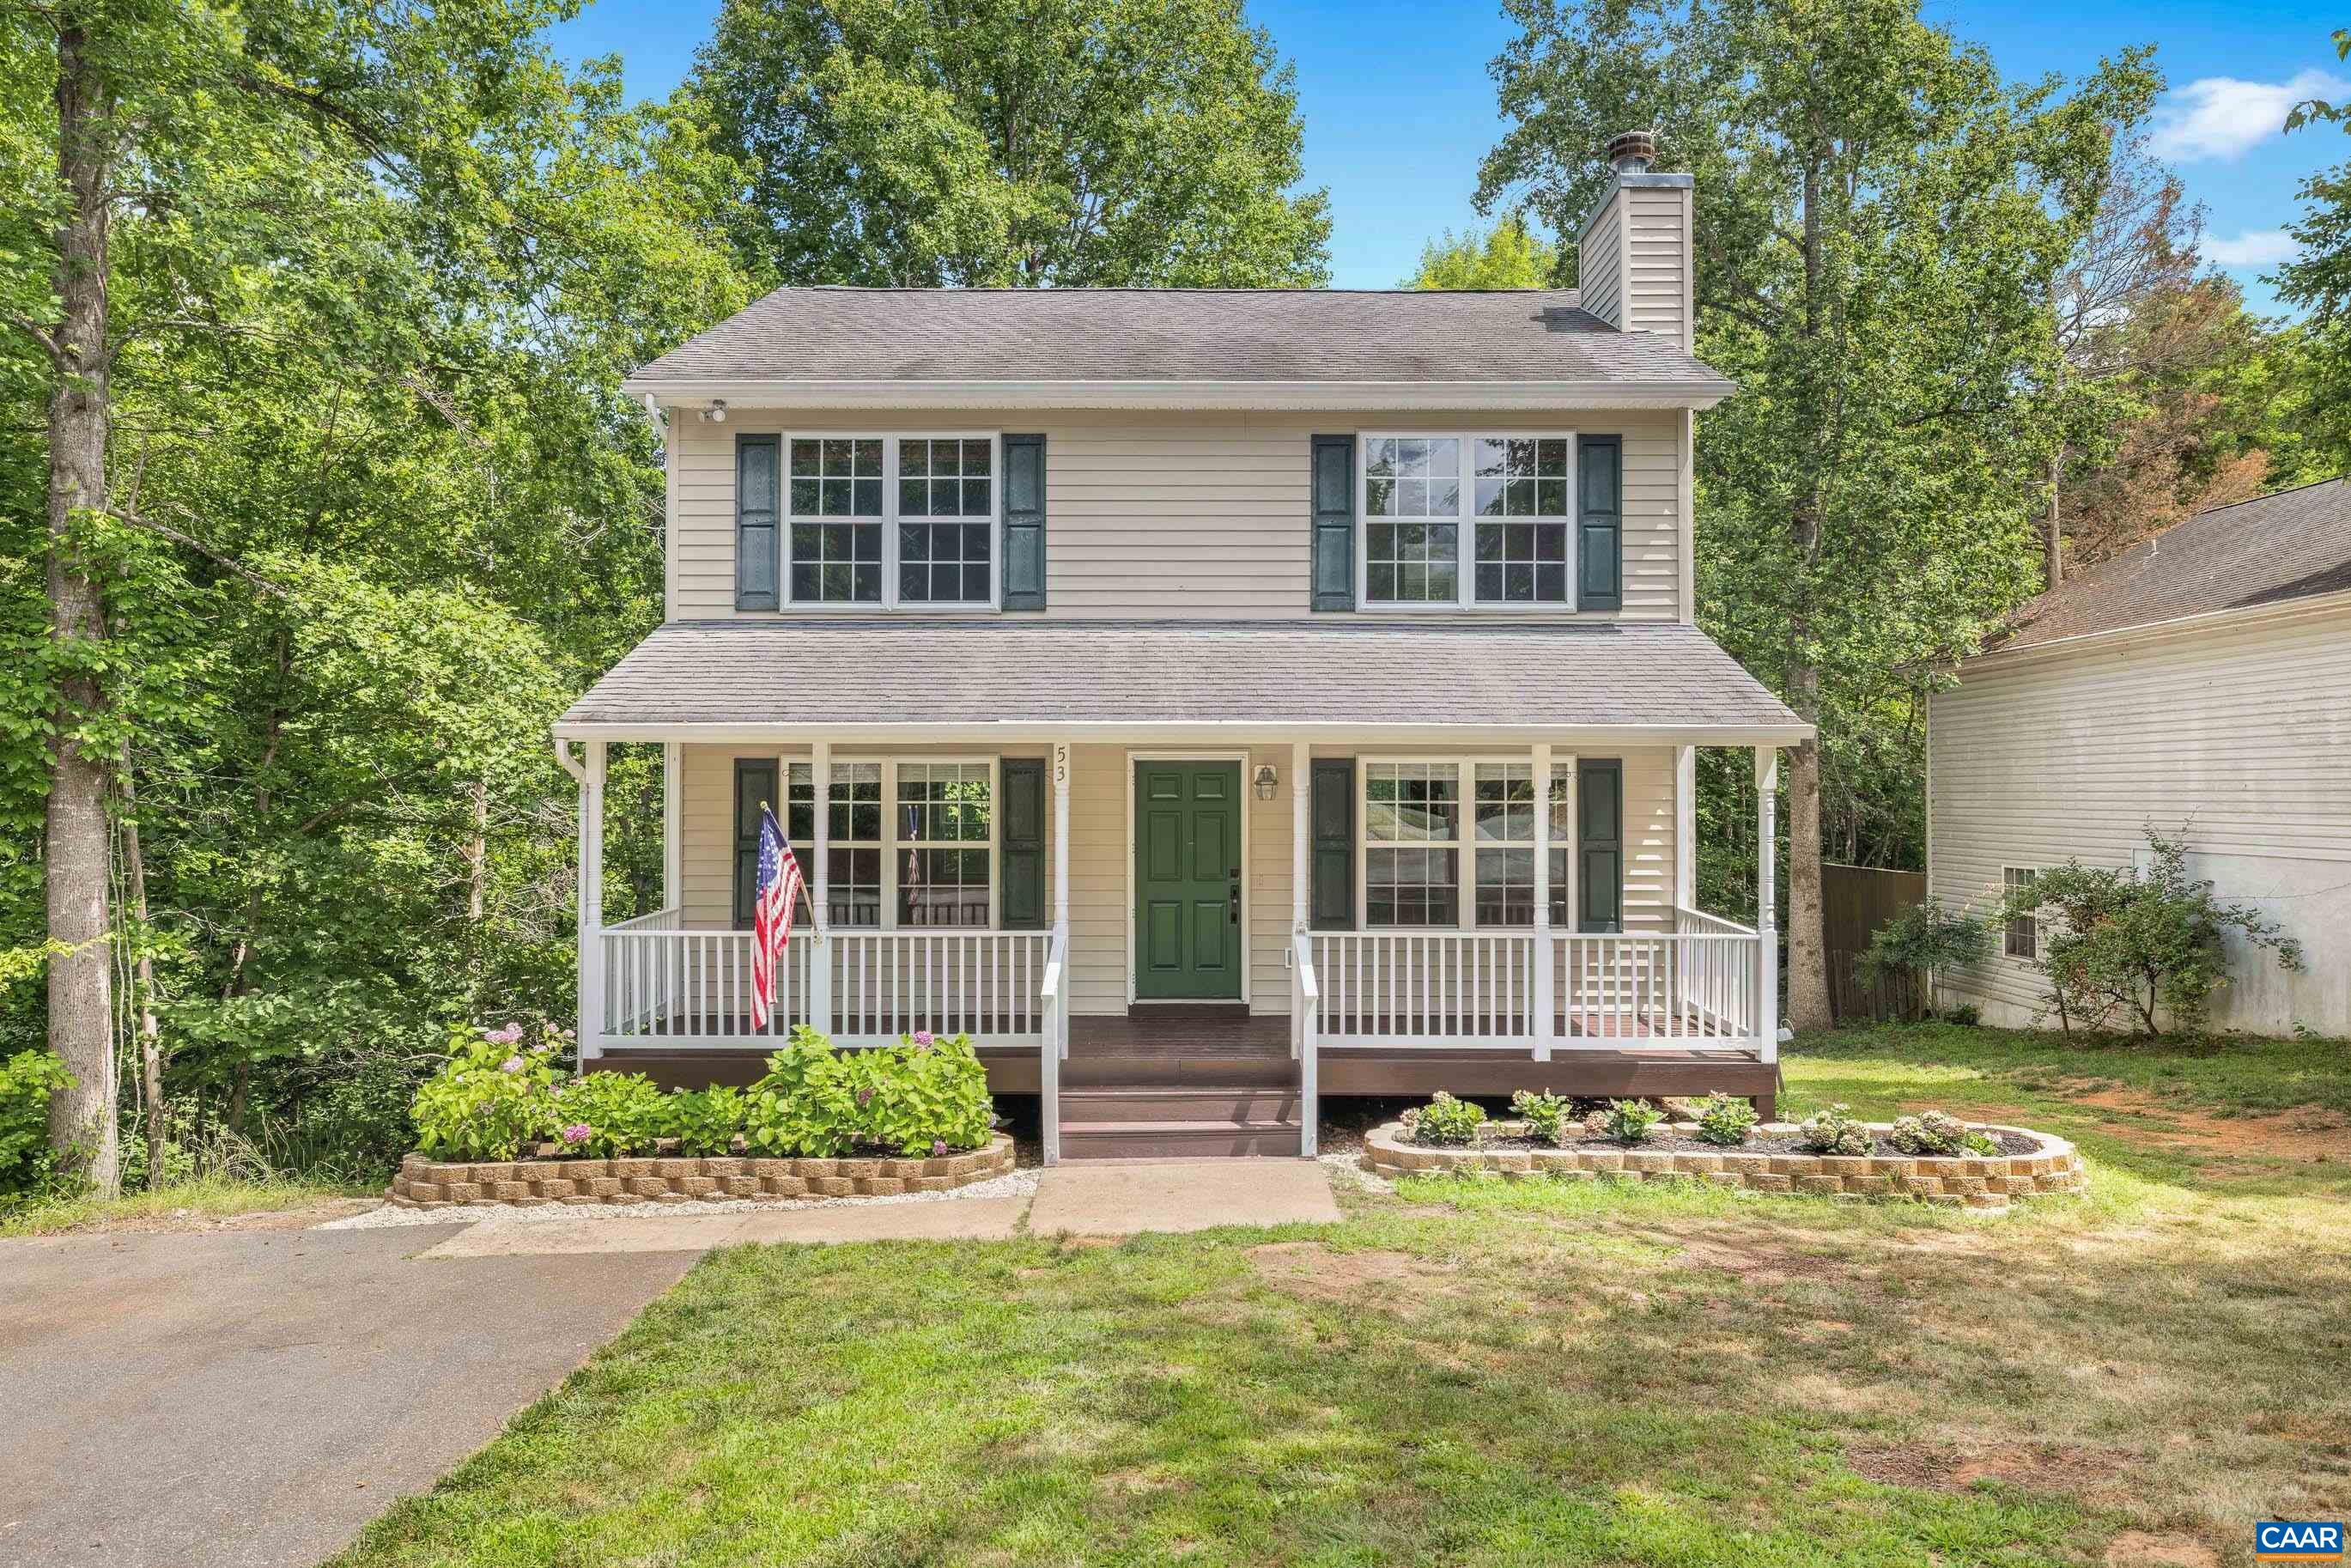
[550,0,2348,314]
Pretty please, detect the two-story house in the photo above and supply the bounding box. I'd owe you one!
[555,131,1810,1161]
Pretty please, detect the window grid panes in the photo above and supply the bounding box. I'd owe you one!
[1547,769,1572,928]
[1473,763,1536,927]
[1365,436,1461,605]
[2004,866,2038,959]
[1365,763,1461,927]
[1473,437,1570,604]
[788,437,884,604]
[896,763,991,927]
[787,762,883,927]
[898,438,993,603]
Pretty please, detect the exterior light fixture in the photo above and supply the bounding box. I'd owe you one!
[700,398,728,423]
[1253,763,1278,801]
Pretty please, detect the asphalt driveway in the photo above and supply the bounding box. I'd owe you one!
[0,1221,694,1568]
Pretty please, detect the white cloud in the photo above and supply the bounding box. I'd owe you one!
[2204,229,2299,268]
[2147,70,2351,161]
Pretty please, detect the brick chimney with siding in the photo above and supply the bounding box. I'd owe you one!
[1575,131,1695,353]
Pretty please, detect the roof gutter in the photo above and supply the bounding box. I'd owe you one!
[550,719,1814,747]
[1965,585,2351,672]
[616,377,1734,412]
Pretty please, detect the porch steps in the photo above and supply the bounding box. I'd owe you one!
[1056,1085,1304,1160]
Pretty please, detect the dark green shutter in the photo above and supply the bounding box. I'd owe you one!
[1577,757,1622,933]
[1002,434,1047,611]
[732,757,778,927]
[999,757,1046,928]
[736,435,779,611]
[1310,435,1355,611]
[1309,757,1355,929]
[1576,435,1621,611]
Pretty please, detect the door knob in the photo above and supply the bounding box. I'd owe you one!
[1229,876,1241,924]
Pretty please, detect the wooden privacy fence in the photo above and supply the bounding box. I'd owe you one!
[1821,862,1925,1022]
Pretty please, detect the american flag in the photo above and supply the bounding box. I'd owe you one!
[750,804,804,1030]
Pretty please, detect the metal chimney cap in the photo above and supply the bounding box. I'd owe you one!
[1606,130,1657,174]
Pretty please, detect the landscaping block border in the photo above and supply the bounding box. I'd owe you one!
[1360,1122,2084,1210]
[384,1133,1017,1209]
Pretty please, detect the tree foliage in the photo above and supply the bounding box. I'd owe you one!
[2274,26,2351,477]
[1404,216,1559,289]
[1478,0,2155,1024]
[691,0,1332,287]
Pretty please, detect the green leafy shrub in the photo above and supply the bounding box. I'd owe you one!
[1693,1091,1759,1147]
[1510,1089,1571,1144]
[1588,1098,1663,1145]
[410,1024,562,1162]
[1944,1003,1982,1026]
[1795,1102,1872,1156]
[2005,829,2305,1036]
[663,1086,746,1157]
[744,1028,993,1158]
[1859,903,1992,1019]
[1400,1091,1486,1146]
[550,1071,668,1159]
[2,1049,74,1196]
[1888,1109,1996,1158]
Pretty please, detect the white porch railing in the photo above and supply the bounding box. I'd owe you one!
[1311,911,1765,1053]
[825,929,1050,1047]
[593,916,1048,1049]
[1291,931,1320,1156]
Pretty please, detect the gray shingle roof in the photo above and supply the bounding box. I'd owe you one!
[559,620,1807,737]
[623,288,1733,393]
[1995,478,2351,653]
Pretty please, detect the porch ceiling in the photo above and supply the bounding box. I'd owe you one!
[556,620,1809,746]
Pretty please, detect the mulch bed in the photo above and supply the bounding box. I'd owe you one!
[1450,1127,2042,1158]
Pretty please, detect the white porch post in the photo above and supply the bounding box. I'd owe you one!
[1754,746,1780,1062]
[1045,741,1071,1166]
[662,742,682,910]
[1291,741,1315,1156]
[1531,742,1553,1061]
[1674,745,1696,910]
[578,739,607,1061]
[810,740,831,1036]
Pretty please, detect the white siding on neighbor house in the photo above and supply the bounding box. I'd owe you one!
[665,408,1689,623]
[671,742,1681,1019]
[1623,186,1692,349]
[1577,200,1624,330]
[1928,598,2351,1035]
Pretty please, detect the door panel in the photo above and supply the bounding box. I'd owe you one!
[1133,762,1244,1000]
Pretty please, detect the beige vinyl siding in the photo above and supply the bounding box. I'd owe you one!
[1623,187,1691,347]
[666,409,1687,623]
[1577,200,1624,330]
[676,743,1678,1018]
[1928,599,2351,1034]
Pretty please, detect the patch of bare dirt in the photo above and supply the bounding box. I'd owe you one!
[1956,1089,2348,1165]
[1668,1236,1863,1285]
[1247,1242,1467,1310]
[47,1197,380,1237]
[2102,1530,2217,1567]
[1844,1439,2129,1497]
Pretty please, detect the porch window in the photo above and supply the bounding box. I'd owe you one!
[1473,763,1535,925]
[1361,433,1575,608]
[896,762,992,927]
[787,761,883,927]
[1364,762,1460,927]
[787,438,884,603]
[2003,866,2038,959]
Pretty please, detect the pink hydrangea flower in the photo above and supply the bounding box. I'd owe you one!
[931,1139,949,1158]
[501,1055,525,1074]
[484,1022,523,1045]
[910,1030,934,1048]
[562,1123,592,1146]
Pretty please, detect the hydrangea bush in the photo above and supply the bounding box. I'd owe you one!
[549,1071,668,1159]
[1401,1091,1487,1146]
[1795,1102,1873,1157]
[1509,1089,1571,1145]
[410,1023,566,1162]
[1586,1097,1662,1145]
[1888,1109,1997,1157]
[1692,1091,1759,1147]
[744,1028,993,1158]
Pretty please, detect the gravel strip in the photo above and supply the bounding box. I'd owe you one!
[316,1165,1042,1231]
[1319,1151,1393,1194]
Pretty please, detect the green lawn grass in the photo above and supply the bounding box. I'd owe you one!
[0,1172,370,1237]
[332,1025,2351,1568]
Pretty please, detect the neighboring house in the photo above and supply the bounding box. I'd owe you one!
[1929,478,2351,1036]
[555,131,1813,1160]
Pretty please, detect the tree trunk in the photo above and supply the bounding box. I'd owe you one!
[465,778,488,922]
[2044,448,2062,589]
[44,12,119,1194]
[1782,665,1832,1033]
[119,748,165,1189]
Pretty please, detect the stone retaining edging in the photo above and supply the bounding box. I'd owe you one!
[386,1133,1017,1209]
[1360,1122,2084,1210]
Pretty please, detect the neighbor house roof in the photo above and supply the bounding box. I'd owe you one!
[1991,477,2351,654]
[556,621,1808,744]
[618,288,1736,410]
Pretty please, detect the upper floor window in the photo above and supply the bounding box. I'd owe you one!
[1361,434,1574,610]
[762,435,998,609]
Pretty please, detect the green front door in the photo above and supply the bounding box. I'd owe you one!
[1133,762,1243,1000]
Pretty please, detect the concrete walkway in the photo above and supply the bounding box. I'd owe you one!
[1027,1159,1344,1236]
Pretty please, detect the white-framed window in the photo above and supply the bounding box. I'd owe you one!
[1360,433,1575,610]
[781,434,999,609]
[784,757,997,928]
[1363,757,1576,929]
[2002,866,2039,960]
